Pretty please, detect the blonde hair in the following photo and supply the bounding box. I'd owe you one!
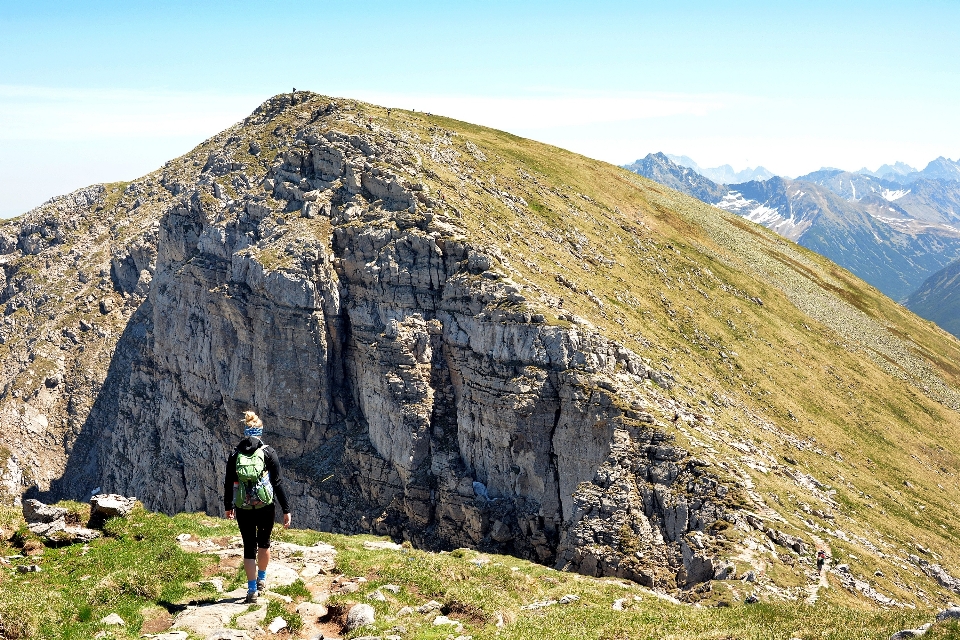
[242,411,263,429]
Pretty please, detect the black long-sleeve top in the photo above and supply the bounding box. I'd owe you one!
[223,436,290,514]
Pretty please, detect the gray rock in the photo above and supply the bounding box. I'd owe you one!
[937,607,960,621]
[100,613,125,625]
[22,499,68,524]
[680,534,716,585]
[416,600,442,614]
[89,494,136,527]
[346,603,376,631]
[147,632,188,640]
[296,602,328,620]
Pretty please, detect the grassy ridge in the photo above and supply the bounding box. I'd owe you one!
[0,505,953,639]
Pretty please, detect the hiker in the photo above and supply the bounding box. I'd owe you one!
[817,549,827,572]
[224,410,291,603]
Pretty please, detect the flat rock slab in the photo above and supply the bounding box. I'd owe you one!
[300,562,325,580]
[234,607,267,631]
[263,563,301,588]
[173,595,259,637]
[204,631,251,640]
[271,541,337,570]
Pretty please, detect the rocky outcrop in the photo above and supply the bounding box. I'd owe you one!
[22,498,100,544]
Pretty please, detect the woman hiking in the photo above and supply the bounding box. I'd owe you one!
[224,410,292,603]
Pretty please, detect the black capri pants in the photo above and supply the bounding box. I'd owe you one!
[235,503,276,559]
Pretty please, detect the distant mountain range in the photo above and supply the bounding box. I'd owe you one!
[664,154,775,183]
[624,153,960,317]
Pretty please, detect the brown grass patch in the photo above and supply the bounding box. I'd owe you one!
[443,599,488,624]
[140,610,173,633]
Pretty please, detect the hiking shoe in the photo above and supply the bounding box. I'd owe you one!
[244,590,258,604]
[256,579,265,593]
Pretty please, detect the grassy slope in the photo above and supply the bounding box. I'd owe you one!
[0,506,952,640]
[370,106,960,608]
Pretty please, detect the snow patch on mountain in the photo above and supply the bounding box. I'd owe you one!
[716,191,808,238]
[881,188,910,202]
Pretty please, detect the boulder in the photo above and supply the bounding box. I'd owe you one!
[346,603,376,631]
[89,494,137,528]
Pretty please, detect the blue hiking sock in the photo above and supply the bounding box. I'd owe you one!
[247,579,257,593]
[257,569,266,581]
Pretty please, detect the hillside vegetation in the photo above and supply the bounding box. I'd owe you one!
[0,504,953,640]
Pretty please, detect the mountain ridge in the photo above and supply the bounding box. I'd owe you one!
[2,93,960,611]
[625,153,960,301]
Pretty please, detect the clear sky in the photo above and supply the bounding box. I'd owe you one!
[2,0,959,217]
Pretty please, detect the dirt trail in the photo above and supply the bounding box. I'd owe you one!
[805,534,832,605]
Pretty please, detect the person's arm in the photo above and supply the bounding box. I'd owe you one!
[223,451,237,516]
[265,447,291,520]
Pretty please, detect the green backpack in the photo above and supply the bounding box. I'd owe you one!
[234,445,275,509]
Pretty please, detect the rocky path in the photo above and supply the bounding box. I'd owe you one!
[150,535,341,640]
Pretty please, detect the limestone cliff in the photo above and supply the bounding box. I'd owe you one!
[5,93,960,604]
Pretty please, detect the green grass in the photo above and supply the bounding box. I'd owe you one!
[0,505,951,639]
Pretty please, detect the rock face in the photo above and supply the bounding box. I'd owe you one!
[43,95,730,588]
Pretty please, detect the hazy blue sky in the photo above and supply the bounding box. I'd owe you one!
[2,0,959,216]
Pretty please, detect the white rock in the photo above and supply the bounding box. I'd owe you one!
[203,631,251,640]
[100,613,125,626]
[433,615,459,625]
[559,594,579,604]
[346,603,376,630]
[367,589,387,601]
[267,616,287,633]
